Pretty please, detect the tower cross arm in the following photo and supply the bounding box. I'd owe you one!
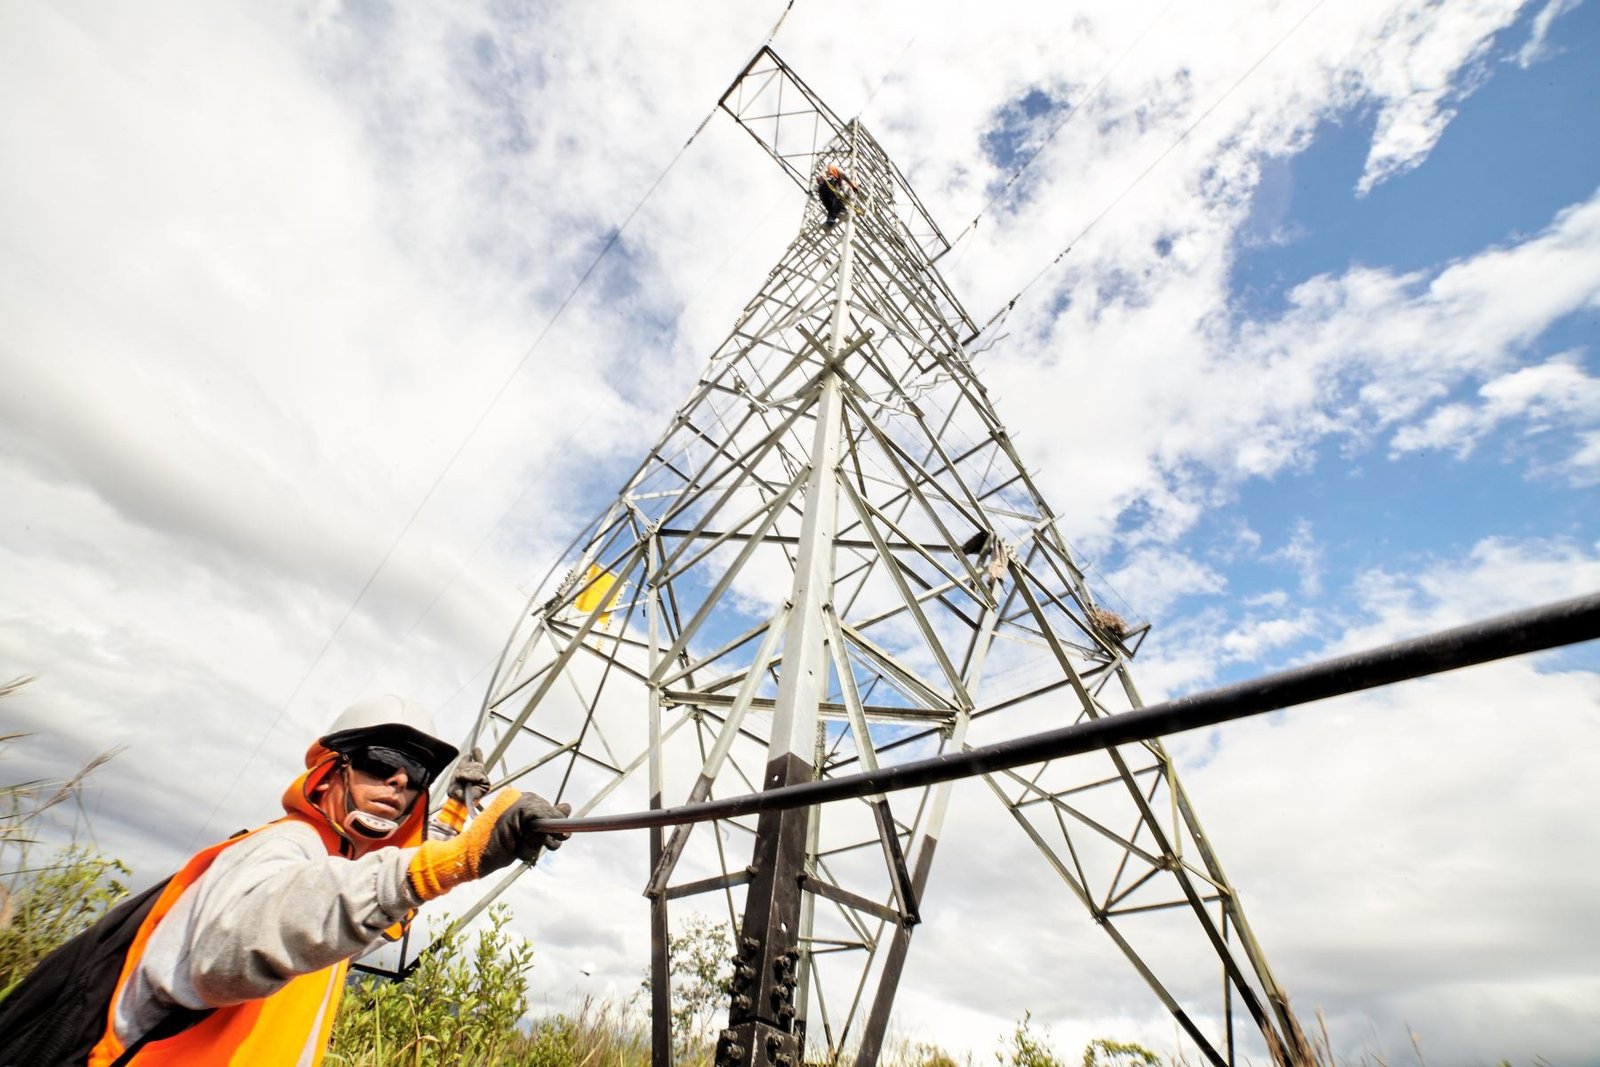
[719,47,956,263]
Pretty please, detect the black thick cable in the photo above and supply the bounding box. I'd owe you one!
[524,591,1600,835]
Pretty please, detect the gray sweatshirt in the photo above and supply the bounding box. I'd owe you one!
[111,820,427,1047]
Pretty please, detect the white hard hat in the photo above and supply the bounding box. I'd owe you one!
[316,694,458,777]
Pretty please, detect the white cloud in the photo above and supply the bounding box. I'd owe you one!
[1516,0,1583,67]
[1180,658,1600,1063]
[3,0,1594,1063]
[1328,534,1600,655]
[1104,546,1226,616]
[1125,533,1599,703]
[1566,430,1600,486]
[1265,518,1323,595]
[992,185,1600,553]
[1135,603,1322,696]
[1354,0,1528,195]
[1389,351,1600,480]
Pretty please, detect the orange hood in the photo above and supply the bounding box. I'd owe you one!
[283,744,430,855]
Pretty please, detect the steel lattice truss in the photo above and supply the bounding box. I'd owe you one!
[461,48,1310,1067]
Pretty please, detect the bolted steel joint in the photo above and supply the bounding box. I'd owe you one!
[766,1033,796,1067]
[714,1029,746,1067]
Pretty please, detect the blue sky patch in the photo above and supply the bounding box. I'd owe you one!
[981,85,1071,201]
[1231,0,1600,321]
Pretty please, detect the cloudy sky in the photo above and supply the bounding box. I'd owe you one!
[3,0,1597,1063]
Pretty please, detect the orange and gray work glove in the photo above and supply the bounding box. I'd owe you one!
[430,748,493,837]
[408,788,572,901]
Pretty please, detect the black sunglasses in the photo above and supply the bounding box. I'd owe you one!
[347,746,434,791]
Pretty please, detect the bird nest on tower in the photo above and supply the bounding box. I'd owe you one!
[1087,606,1131,642]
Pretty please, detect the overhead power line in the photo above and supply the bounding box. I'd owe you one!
[191,0,800,848]
[974,0,1329,336]
[944,0,1179,253]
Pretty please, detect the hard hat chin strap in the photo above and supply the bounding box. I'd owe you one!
[338,761,400,841]
[346,808,400,841]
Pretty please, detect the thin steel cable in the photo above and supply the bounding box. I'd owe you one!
[349,187,797,710]
[858,32,918,118]
[189,0,801,848]
[973,0,1328,336]
[945,0,1179,252]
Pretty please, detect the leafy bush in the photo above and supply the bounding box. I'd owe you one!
[666,913,732,1056]
[1083,1038,1162,1067]
[635,911,731,1062]
[997,1012,1066,1067]
[0,845,130,997]
[328,904,534,1066]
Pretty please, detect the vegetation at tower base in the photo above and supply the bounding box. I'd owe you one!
[329,905,535,1065]
[637,912,734,1061]
[998,1012,1068,1067]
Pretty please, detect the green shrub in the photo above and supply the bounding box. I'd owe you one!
[0,845,130,997]
[997,1012,1066,1067]
[637,912,731,1062]
[328,904,534,1066]
[1083,1038,1162,1067]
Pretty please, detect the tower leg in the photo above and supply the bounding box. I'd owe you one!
[720,131,862,1067]
[650,881,671,1066]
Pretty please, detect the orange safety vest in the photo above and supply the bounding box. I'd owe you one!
[88,753,426,1066]
[85,815,348,1067]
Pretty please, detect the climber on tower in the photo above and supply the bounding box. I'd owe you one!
[816,163,859,230]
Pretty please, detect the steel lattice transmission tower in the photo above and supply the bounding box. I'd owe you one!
[458,49,1311,1067]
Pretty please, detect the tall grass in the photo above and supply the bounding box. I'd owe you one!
[0,676,128,998]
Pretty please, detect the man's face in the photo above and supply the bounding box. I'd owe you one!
[313,750,424,827]
[345,760,421,823]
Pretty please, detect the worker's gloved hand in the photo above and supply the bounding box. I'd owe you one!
[428,748,495,839]
[448,748,492,803]
[408,789,572,901]
[481,791,572,867]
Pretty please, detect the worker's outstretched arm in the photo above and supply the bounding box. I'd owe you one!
[114,790,567,1042]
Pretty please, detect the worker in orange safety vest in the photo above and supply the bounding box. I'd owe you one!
[1,695,570,1066]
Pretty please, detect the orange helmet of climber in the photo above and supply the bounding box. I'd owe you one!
[827,165,841,179]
